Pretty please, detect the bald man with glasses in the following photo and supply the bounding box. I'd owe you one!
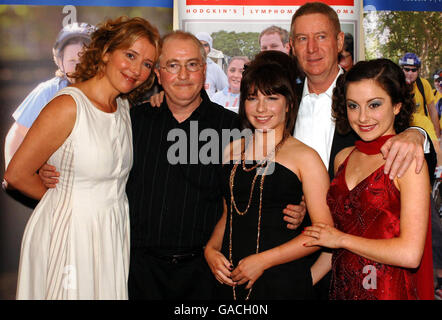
[126,30,239,300]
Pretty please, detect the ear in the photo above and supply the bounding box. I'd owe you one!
[284,42,291,54]
[336,31,345,53]
[102,51,110,64]
[202,62,207,79]
[289,38,296,57]
[56,56,64,72]
[154,67,161,85]
[393,102,402,115]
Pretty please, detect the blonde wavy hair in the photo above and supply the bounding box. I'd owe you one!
[70,16,161,103]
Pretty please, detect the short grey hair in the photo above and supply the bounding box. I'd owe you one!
[156,30,207,67]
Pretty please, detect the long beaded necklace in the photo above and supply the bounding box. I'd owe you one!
[228,134,288,300]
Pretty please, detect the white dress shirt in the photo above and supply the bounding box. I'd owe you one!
[294,69,344,169]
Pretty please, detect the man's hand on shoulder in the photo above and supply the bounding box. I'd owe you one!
[149,91,164,107]
[38,163,59,188]
[380,128,425,179]
[282,198,306,230]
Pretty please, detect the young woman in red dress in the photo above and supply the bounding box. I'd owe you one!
[304,58,433,300]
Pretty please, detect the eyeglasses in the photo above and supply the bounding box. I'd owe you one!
[403,67,418,73]
[159,61,204,74]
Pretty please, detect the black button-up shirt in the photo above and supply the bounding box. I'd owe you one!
[127,91,239,252]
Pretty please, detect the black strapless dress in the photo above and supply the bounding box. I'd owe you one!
[215,161,314,300]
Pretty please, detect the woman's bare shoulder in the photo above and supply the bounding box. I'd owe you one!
[334,146,355,170]
[30,94,77,137]
[285,137,322,161]
[41,94,77,118]
[278,137,326,174]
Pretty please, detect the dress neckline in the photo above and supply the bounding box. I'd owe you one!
[343,162,385,192]
[67,86,119,116]
[229,160,301,185]
[338,147,385,192]
[339,148,400,193]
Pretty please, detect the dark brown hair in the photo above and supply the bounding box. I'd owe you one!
[332,58,415,135]
[239,50,301,136]
[70,16,161,103]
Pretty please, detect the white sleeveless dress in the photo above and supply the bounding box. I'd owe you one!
[16,87,132,300]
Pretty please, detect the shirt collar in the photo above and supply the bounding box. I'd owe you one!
[302,66,344,98]
[159,89,208,122]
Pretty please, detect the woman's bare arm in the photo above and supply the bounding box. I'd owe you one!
[4,95,76,200]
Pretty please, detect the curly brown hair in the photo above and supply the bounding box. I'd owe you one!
[70,16,161,104]
[332,58,415,135]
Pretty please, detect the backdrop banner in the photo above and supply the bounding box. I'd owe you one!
[177,0,362,68]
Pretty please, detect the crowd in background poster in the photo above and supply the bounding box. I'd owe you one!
[178,0,361,69]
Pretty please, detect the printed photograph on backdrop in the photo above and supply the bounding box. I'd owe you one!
[0,3,173,300]
[178,0,361,71]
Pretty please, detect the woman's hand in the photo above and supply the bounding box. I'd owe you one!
[303,223,345,249]
[204,246,234,286]
[230,253,268,289]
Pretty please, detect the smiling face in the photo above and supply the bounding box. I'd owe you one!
[346,79,401,141]
[245,89,288,137]
[155,37,206,111]
[103,36,156,94]
[227,58,246,94]
[290,13,344,90]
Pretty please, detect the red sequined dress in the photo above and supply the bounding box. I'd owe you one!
[326,150,420,300]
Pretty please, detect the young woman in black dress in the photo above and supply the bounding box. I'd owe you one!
[204,51,333,300]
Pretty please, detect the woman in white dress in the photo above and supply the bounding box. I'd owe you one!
[4,16,161,300]
[212,56,249,113]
